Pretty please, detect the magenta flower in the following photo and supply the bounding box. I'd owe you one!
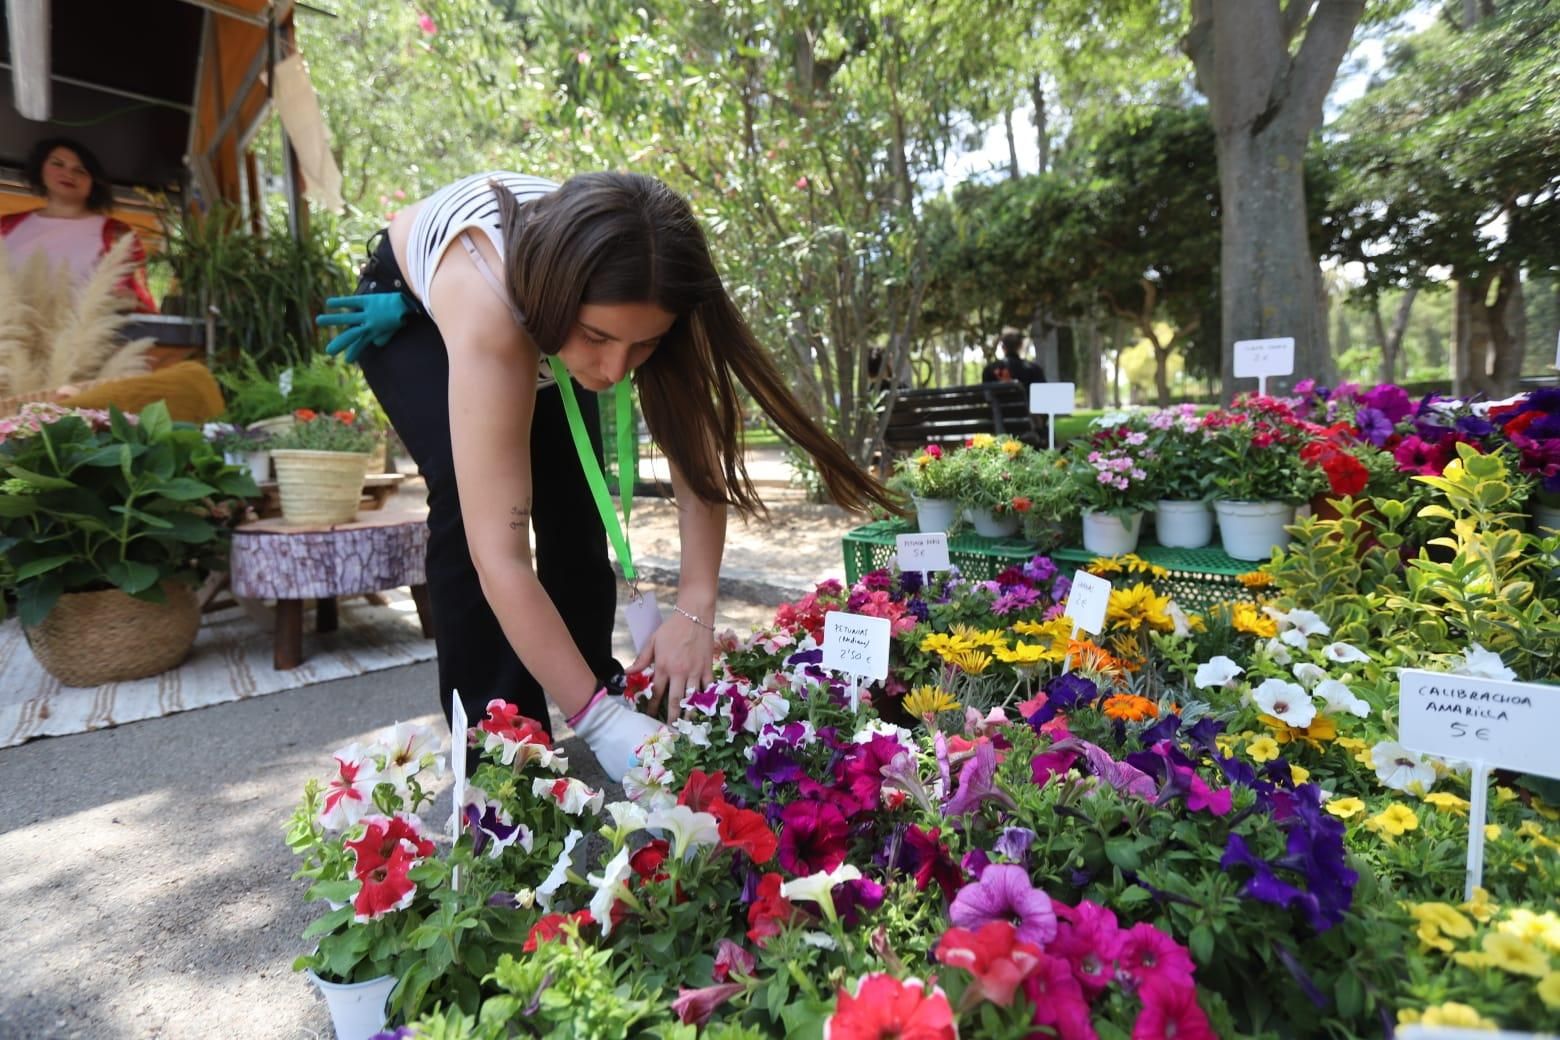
[671,982,745,1025]
[1022,952,1097,1040]
[712,938,755,982]
[777,800,848,875]
[1050,899,1124,995]
[1131,974,1215,1040]
[948,864,1057,947]
[899,824,965,898]
[943,740,1015,818]
[1116,922,1196,988]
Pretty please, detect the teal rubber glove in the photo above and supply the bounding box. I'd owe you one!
[317,293,413,363]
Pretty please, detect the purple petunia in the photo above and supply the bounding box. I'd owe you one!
[1360,383,1413,423]
[994,826,1036,864]
[948,863,1057,947]
[777,800,849,875]
[1354,406,1394,446]
[942,740,1014,818]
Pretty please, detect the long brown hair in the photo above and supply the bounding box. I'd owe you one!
[494,172,902,518]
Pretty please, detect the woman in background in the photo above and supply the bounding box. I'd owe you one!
[1,137,157,313]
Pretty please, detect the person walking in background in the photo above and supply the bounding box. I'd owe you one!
[981,326,1044,386]
[319,171,898,780]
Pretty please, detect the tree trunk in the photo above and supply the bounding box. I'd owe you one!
[1490,268,1525,394]
[1183,0,1364,401]
[1454,270,1524,396]
[1003,107,1021,180]
[1424,321,1445,375]
[1029,76,1048,173]
[1335,296,1353,365]
[1372,288,1417,385]
[1030,306,1060,384]
[1081,317,1105,408]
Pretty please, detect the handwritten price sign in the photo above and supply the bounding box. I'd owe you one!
[1399,669,1560,780]
[896,532,950,573]
[823,611,891,682]
[1233,338,1295,380]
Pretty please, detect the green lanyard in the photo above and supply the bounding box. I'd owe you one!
[547,356,639,589]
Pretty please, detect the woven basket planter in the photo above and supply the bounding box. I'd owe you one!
[271,449,371,525]
[25,582,200,687]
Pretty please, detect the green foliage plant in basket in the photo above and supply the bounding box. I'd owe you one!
[217,352,368,428]
[267,408,379,526]
[0,401,257,685]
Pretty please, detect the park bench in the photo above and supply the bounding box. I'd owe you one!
[876,382,1042,471]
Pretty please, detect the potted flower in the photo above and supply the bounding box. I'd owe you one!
[266,408,378,525]
[1143,405,1216,548]
[890,444,960,533]
[946,434,1031,538]
[202,420,271,484]
[287,721,448,1040]
[1203,397,1319,560]
[1067,421,1157,555]
[0,402,257,686]
[1009,448,1078,548]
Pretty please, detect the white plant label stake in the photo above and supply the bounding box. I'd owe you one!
[1061,570,1112,674]
[450,690,468,893]
[1029,382,1076,451]
[896,531,950,590]
[1233,337,1295,397]
[823,610,891,712]
[1398,668,1560,900]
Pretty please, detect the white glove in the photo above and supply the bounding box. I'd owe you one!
[570,691,664,783]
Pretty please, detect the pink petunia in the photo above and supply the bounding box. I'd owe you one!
[1116,922,1196,988]
[1049,899,1124,995]
[1131,975,1215,1040]
[948,864,1056,947]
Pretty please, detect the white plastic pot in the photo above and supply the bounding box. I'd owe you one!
[912,496,959,534]
[305,969,396,1040]
[1213,500,1294,561]
[1081,510,1143,556]
[1154,500,1214,549]
[964,506,1020,538]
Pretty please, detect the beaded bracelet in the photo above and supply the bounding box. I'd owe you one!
[673,605,715,631]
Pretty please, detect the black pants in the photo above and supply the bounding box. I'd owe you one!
[355,235,618,734]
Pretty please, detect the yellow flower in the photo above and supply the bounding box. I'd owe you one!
[915,453,935,469]
[1324,796,1365,819]
[1106,583,1175,634]
[1498,909,1560,953]
[1453,950,1492,969]
[1001,438,1023,457]
[1396,1009,1422,1025]
[1424,791,1471,816]
[1419,1002,1499,1029]
[1534,798,1560,822]
[1231,602,1278,638]
[1333,736,1368,753]
[1481,932,1549,977]
[1494,785,1519,805]
[1485,824,1502,841]
[1013,616,1069,640]
[948,648,992,675]
[920,632,973,657]
[994,641,1059,666]
[969,433,995,449]
[1261,712,1338,749]
[1410,902,1474,940]
[1365,803,1419,838]
[1416,920,1456,953]
[1247,736,1281,763]
[1236,570,1274,589]
[1289,764,1311,785]
[1087,556,1125,577]
[1538,972,1560,1010]
[1516,820,1560,851]
[1214,736,1236,756]
[903,685,960,719]
[948,624,1007,649]
[1462,887,1498,923]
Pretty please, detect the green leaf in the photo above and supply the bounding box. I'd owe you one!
[109,505,174,529]
[105,560,162,595]
[14,555,75,580]
[138,401,174,442]
[146,477,218,502]
[1188,923,1215,964]
[0,496,40,518]
[16,574,64,627]
[1336,969,1364,1019]
[1,465,76,491]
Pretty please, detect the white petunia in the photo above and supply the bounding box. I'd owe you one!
[534,829,583,911]
[1313,679,1370,718]
[1322,642,1370,664]
[1370,741,1437,794]
[604,801,650,835]
[781,864,863,909]
[1280,629,1313,650]
[533,776,605,816]
[1252,678,1317,728]
[375,720,445,790]
[1262,638,1293,666]
[622,761,677,810]
[1453,644,1517,682]
[587,845,634,937]
[1291,663,1327,689]
[1193,656,1244,690]
[674,719,712,747]
[1166,600,1194,637]
[1286,609,1332,638]
[633,728,680,768]
[853,718,915,747]
[646,804,721,858]
[743,689,791,733]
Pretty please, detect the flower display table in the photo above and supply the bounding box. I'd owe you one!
[843,519,1257,611]
[230,509,432,669]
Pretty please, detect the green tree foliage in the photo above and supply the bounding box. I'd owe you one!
[1327,0,1560,393]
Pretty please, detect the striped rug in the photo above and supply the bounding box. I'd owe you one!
[0,589,436,749]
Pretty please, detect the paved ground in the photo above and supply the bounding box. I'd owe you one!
[0,479,859,1040]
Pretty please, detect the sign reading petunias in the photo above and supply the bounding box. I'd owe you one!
[1063,570,1111,637]
[895,532,950,574]
[823,611,891,681]
[1398,669,1560,780]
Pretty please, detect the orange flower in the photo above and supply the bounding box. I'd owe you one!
[294,408,318,422]
[1101,693,1158,722]
[1067,638,1129,677]
[332,409,357,424]
[1011,496,1032,513]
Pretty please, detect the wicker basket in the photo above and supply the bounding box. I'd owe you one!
[24,582,200,687]
[271,449,372,525]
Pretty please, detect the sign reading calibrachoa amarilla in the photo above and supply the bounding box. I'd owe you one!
[1398,669,1560,780]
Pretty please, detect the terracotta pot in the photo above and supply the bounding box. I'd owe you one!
[25,582,199,686]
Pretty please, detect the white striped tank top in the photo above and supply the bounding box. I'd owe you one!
[404,171,558,323]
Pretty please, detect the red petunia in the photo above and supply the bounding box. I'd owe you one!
[746,873,797,947]
[523,908,594,953]
[479,699,551,745]
[630,838,670,882]
[346,814,435,880]
[718,806,779,864]
[293,408,317,422]
[1321,454,1369,496]
[824,974,956,1040]
[352,842,418,921]
[678,769,730,814]
[332,409,357,424]
[935,921,1044,1007]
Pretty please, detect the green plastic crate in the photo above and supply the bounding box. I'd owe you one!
[842,520,1258,613]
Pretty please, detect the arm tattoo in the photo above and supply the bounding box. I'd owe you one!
[508,501,532,531]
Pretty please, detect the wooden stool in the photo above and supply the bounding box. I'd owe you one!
[230,510,433,669]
